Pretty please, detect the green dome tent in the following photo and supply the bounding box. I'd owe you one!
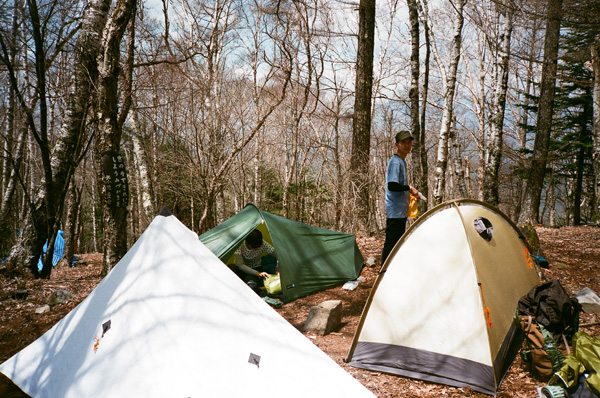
[199,204,364,302]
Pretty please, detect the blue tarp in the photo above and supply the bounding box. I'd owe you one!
[38,230,65,271]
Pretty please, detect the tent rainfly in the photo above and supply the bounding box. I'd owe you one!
[198,204,364,302]
[0,208,374,398]
[345,199,542,396]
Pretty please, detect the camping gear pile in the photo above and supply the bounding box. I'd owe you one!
[517,280,600,397]
[517,280,580,381]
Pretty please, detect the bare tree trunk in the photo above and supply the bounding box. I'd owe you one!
[450,117,467,198]
[418,0,431,209]
[548,166,556,227]
[253,162,259,205]
[64,180,81,265]
[333,92,345,230]
[591,38,600,221]
[350,0,375,229]
[2,0,52,277]
[464,155,473,198]
[462,19,487,202]
[432,0,466,205]
[407,0,425,206]
[128,110,154,228]
[482,2,514,206]
[2,0,111,277]
[519,0,563,224]
[96,0,136,276]
[1,2,19,216]
[91,161,99,253]
[516,24,541,218]
[41,0,115,277]
[477,47,487,202]
[573,125,587,225]
[0,126,27,225]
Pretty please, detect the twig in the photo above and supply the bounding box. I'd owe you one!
[580,321,600,327]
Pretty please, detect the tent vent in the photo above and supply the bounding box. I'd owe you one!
[248,353,261,368]
[158,206,173,217]
[473,217,493,241]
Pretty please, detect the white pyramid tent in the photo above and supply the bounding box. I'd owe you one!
[346,199,541,396]
[0,209,373,398]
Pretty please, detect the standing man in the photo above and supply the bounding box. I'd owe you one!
[381,130,421,265]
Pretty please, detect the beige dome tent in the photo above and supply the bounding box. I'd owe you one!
[0,209,374,398]
[346,199,542,396]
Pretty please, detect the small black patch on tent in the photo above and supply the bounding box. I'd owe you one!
[474,217,493,241]
[158,206,173,217]
[248,353,261,368]
[102,320,111,337]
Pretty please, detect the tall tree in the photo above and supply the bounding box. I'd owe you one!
[126,107,154,231]
[1,0,110,277]
[431,0,466,205]
[350,0,376,229]
[564,0,600,222]
[407,0,426,209]
[519,0,564,224]
[513,13,544,219]
[95,0,137,276]
[554,72,593,224]
[482,1,515,206]
[0,0,23,249]
[550,9,597,225]
[593,39,600,219]
[416,0,432,209]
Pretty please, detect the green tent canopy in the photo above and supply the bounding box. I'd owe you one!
[199,204,364,302]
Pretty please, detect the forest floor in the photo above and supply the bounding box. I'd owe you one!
[0,225,599,397]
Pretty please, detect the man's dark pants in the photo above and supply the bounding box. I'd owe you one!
[381,217,407,265]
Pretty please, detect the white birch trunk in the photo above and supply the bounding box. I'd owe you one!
[450,117,467,198]
[477,40,488,201]
[483,4,514,206]
[548,167,556,227]
[0,126,27,217]
[128,112,153,222]
[91,161,98,253]
[253,161,260,205]
[432,0,466,205]
[283,162,291,218]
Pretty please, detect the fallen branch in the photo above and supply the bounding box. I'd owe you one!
[580,321,600,327]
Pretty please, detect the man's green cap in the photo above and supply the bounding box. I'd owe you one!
[395,130,414,142]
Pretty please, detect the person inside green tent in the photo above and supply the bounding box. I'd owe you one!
[234,229,277,292]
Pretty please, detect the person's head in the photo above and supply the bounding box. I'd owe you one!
[245,229,263,250]
[394,130,413,158]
